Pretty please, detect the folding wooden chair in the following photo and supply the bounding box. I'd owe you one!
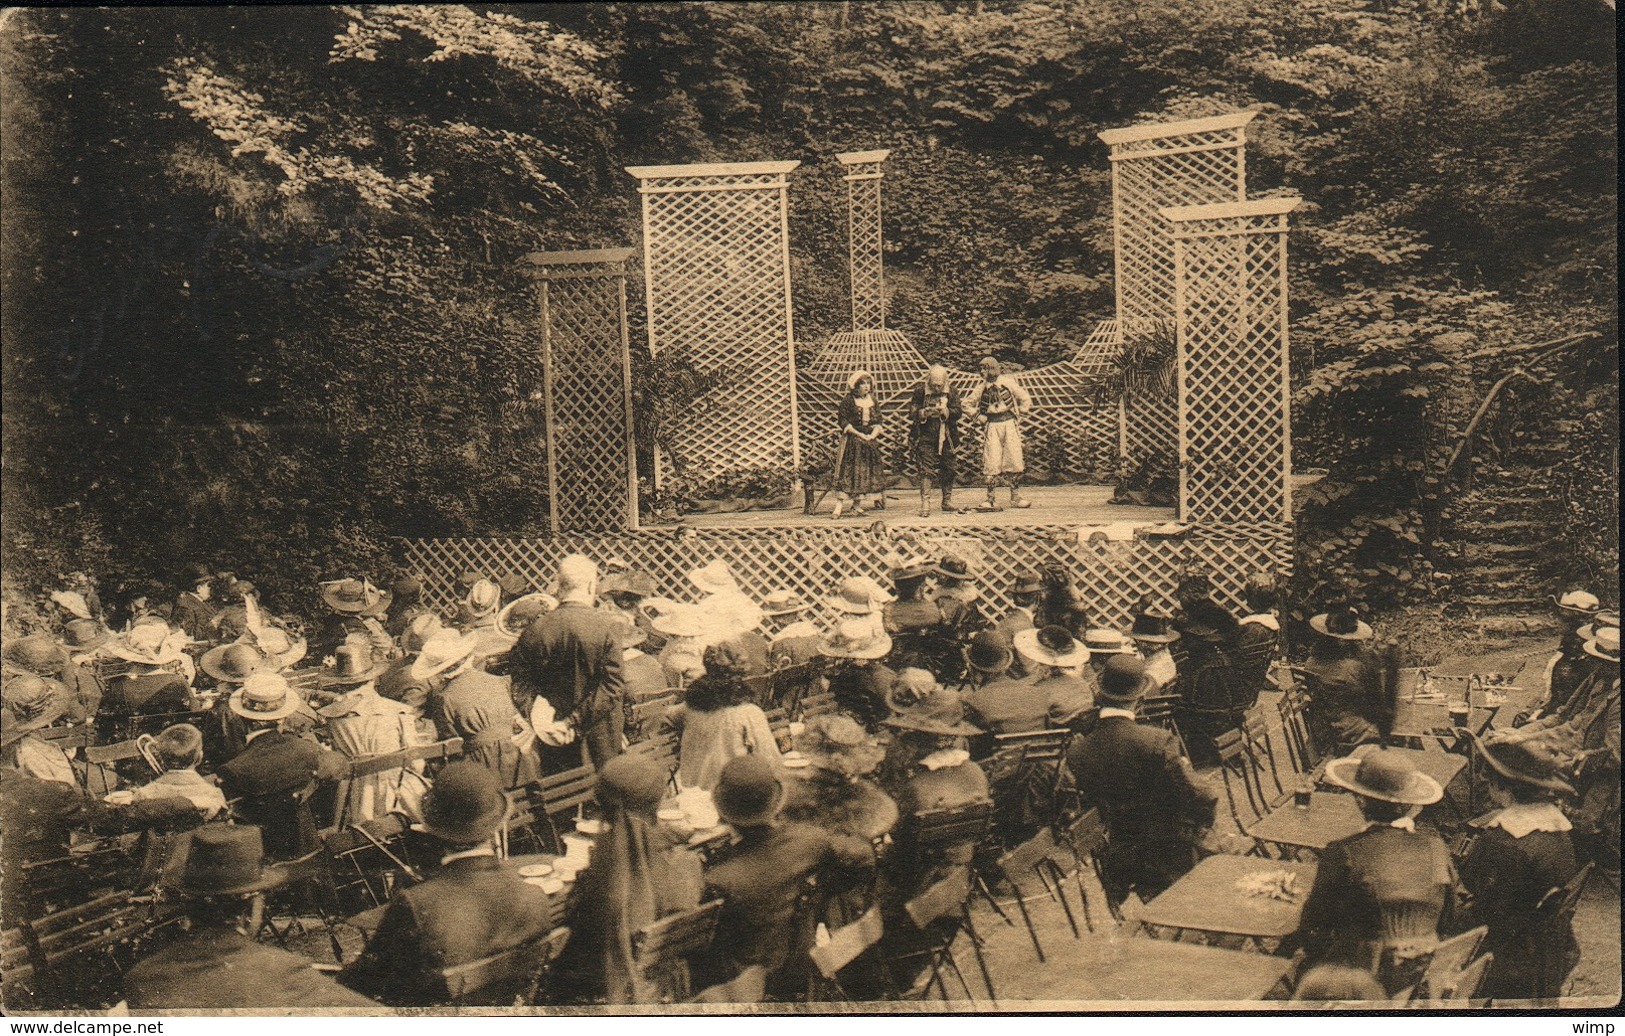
[436,925,571,1007]
[323,815,422,922]
[1051,806,1121,928]
[626,694,678,743]
[332,738,463,830]
[1214,729,1270,848]
[771,659,823,714]
[1136,694,1189,755]
[1276,688,1323,778]
[532,762,598,853]
[905,804,997,997]
[1241,709,1287,802]
[1401,925,1487,1004]
[764,705,794,753]
[741,671,774,709]
[885,868,993,1003]
[17,845,136,921]
[983,827,1080,961]
[82,738,159,798]
[624,730,680,790]
[629,900,725,1004]
[798,689,838,721]
[807,905,886,1001]
[20,892,185,1009]
[499,790,553,859]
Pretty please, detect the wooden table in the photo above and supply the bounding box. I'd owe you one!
[1392,700,1497,740]
[1246,791,1366,854]
[1061,937,1295,1002]
[1139,854,1317,940]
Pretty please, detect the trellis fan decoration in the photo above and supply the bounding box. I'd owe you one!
[626,161,802,482]
[1166,198,1299,526]
[1100,111,1256,466]
[522,247,639,535]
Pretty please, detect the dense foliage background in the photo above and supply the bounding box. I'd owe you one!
[2,1,1616,623]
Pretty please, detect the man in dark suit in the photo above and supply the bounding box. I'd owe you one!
[702,756,873,996]
[340,763,557,1006]
[216,673,347,861]
[509,554,625,771]
[123,825,376,1010]
[168,562,218,644]
[1066,655,1217,902]
[991,571,1042,679]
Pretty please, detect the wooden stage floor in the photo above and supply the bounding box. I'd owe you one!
[672,484,1174,531]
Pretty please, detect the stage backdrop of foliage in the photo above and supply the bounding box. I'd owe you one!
[2,1,1616,624]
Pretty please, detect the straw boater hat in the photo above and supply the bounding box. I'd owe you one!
[650,602,708,639]
[1094,655,1156,709]
[463,579,502,621]
[228,672,302,723]
[818,618,892,661]
[1014,625,1090,669]
[1551,590,1602,616]
[689,560,740,597]
[1,675,67,748]
[316,642,390,690]
[884,686,984,738]
[1309,606,1374,642]
[1577,611,1619,641]
[713,756,786,828]
[1323,750,1443,806]
[321,578,390,617]
[760,590,812,617]
[1082,628,1134,655]
[796,714,886,778]
[1582,626,1620,663]
[416,762,511,844]
[496,592,559,638]
[199,642,265,685]
[167,825,284,898]
[966,630,1014,674]
[5,635,69,678]
[105,623,186,667]
[1468,731,1575,796]
[409,630,477,682]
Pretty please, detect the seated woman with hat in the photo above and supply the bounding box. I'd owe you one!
[1296,750,1456,994]
[780,714,898,845]
[1300,606,1396,757]
[1,674,77,785]
[818,618,896,730]
[825,576,893,643]
[1458,733,1582,1002]
[312,576,393,664]
[882,558,951,674]
[876,684,990,890]
[123,825,376,1009]
[99,622,195,722]
[317,643,428,825]
[1126,601,1181,693]
[651,601,709,688]
[339,763,558,1006]
[670,639,783,793]
[761,590,822,667]
[5,634,94,722]
[1170,598,1249,767]
[1529,590,1606,723]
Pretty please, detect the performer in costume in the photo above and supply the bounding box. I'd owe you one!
[965,357,1032,510]
[831,370,885,519]
[907,365,962,517]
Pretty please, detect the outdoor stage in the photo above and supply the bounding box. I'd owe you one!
[676,484,1172,531]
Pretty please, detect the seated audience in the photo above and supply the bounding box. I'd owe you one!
[317,643,427,823]
[130,723,227,820]
[818,619,896,730]
[671,639,782,793]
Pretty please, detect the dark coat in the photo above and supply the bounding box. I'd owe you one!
[826,661,896,730]
[339,854,557,1006]
[433,670,539,789]
[908,381,963,454]
[126,926,377,1010]
[963,676,1053,735]
[992,608,1036,679]
[1460,824,1580,1000]
[216,731,347,860]
[169,592,218,643]
[510,601,625,768]
[1065,715,1216,898]
[101,672,192,718]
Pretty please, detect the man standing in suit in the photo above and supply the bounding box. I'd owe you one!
[510,554,626,771]
[1066,655,1217,902]
[216,673,348,861]
[340,763,558,1006]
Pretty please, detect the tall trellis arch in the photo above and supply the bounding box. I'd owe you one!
[837,149,891,331]
[1099,112,1256,467]
[524,247,639,534]
[626,161,802,482]
[1165,198,1299,527]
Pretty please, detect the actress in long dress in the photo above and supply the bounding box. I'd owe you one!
[832,370,885,518]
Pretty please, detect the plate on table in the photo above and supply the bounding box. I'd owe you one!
[657,808,687,823]
[525,876,566,895]
[574,818,606,836]
[518,862,553,878]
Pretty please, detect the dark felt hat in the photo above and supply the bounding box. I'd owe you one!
[1095,655,1155,708]
[883,686,984,738]
[416,762,510,844]
[966,630,1014,674]
[713,756,785,828]
[169,825,282,897]
[1468,732,1575,795]
[199,641,266,685]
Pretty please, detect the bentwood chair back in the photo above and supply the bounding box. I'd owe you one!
[1406,925,1487,1003]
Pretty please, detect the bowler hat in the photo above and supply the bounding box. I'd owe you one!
[1324,751,1442,806]
[228,672,301,722]
[595,754,670,813]
[1309,607,1373,642]
[1095,655,1155,707]
[169,825,282,897]
[390,575,422,599]
[712,756,785,828]
[1468,732,1575,796]
[884,686,983,738]
[417,762,510,844]
[63,619,111,653]
[966,630,1014,674]
[199,641,265,685]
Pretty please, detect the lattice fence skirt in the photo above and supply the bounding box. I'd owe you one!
[401,523,1290,633]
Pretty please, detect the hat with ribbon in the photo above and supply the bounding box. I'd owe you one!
[795,714,886,778]
[496,592,559,638]
[1128,606,1181,645]
[167,825,284,898]
[1468,731,1575,796]
[966,630,1014,674]
[1578,611,1620,641]
[63,619,111,653]
[760,590,812,617]
[321,578,390,617]
[1552,590,1602,615]
[409,630,477,682]
[827,578,880,615]
[244,625,307,673]
[818,618,892,661]
[712,755,786,828]
[4,635,69,677]
[884,686,984,738]
[105,623,186,667]
[464,579,502,620]
[1309,606,1374,642]
[688,560,740,597]
[1014,625,1090,669]
[1095,655,1156,708]
[316,642,390,689]
[1582,626,1620,663]
[416,762,510,844]
[1,675,67,747]
[932,556,977,583]
[1324,750,1443,806]
[890,558,934,584]
[1082,628,1134,655]
[199,642,266,685]
[228,672,302,723]
[846,369,874,393]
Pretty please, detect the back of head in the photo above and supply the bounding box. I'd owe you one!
[1293,964,1385,1002]
[557,554,598,599]
[153,723,204,771]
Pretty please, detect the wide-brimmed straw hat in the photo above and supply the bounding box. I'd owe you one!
[410,630,477,682]
[689,560,740,596]
[1309,607,1374,642]
[1552,590,1602,616]
[1082,629,1134,655]
[818,618,892,660]
[760,590,812,617]
[1582,626,1620,663]
[1095,655,1156,708]
[105,623,186,667]
[650,602,708,638]
[402,612,444,654]
[244,625,307,672]
[168,825,284,898]
[884,687,983,738]
[321,578,390,617]
[5,635,69,677]
[890,558,934,583]
[713,756,785,828]
[886,667,939,712]
[316,642,390,689]
[1323,751,1443,806]
[496,592,558,638]
[50,590,94,621]
[0,675,68,747]
[966,630,1013,674]
[826,578,879,615]
[415,762,510,844]
[796,714,886,777]
[199,642,265,685]
[1014,625,1089,669]
[228,672,302,723]
[1468,732,1575,796]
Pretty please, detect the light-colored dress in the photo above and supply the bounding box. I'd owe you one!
[672,703,783,793]
[324,687,428,823]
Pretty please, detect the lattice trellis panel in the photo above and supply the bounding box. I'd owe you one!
[836,150,892,331]
[1165,198,1299,525]
[627,161,802,480]
[402,523,1290,636]
[524,248,638,534]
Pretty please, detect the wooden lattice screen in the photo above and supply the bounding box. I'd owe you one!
[1100,112,1256,471]
[627,161,802,481]
[1166,198,1299,526]
[523,247,638,534]
[837,149,891,331]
